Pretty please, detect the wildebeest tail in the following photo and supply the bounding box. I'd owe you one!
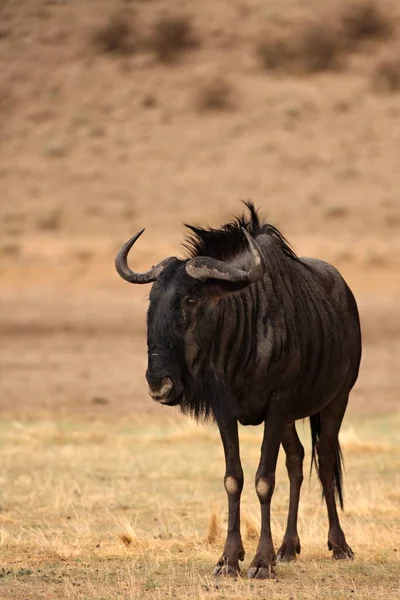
[310,413,344,510]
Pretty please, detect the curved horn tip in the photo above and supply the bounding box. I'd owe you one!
[118,228,146,252]
[130,228,145,243]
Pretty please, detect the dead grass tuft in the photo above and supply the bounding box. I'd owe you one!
[148,15,198,64]
[120,533,133,546]
[92,13,136,56]
[196,77,236,112]
[243,516,259,541]
[206,513,221,544]
[339,1,394,48]
[372,54,400,92]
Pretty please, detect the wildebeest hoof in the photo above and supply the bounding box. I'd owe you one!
[332,545,354,560]
[276,540,300,562]
[213,563,240,577]
[328,539,354,560]
[247,565,276,579]
[276,549,296,563]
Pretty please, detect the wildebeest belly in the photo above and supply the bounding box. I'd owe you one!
[287,390,338,421]
[237,412,266,426]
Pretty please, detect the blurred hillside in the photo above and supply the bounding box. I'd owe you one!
[0,0,399,420]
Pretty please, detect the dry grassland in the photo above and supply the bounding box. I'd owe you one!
[0,416,399,599]
[1,0,400,598]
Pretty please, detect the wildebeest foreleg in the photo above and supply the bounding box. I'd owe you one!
[248,416,285,579]
[277,421,304,562]
[214,417,244,577]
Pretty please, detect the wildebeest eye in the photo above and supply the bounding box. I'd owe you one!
[186,298,198,306]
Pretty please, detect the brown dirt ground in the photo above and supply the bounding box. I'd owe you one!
[0,0,400,423]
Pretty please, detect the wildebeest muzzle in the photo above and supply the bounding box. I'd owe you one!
[146,367,183,405]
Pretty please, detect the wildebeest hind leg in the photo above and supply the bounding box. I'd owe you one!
[277,421,304,562]
[317,394,354,560]
[214,417,244,577]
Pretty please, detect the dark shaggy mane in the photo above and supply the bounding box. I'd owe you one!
[184,201,297,262]
[179,370,232,425]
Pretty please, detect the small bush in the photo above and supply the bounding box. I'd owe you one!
[92,13,135,55]
[149,15,198,63]
[0,244,21,257]
[196,78,236,112]
[37,209,62,231]
[339,1,393,47]
[257,34,295,71]
[257,22,343,74]
[296,24,343,72]
[372,56,400,92]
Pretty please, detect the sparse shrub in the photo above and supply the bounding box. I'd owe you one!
[325,205,349,220]
[92,13,136,55]
[0,243,20,257]
[258,2,395,76]
[257,34,295,71]
[339,1,393,47]
[372,55,400,92]
[196,77,236,112]
[37,208,62,231]
[296,23,343,72]
[149,15,198,63]
[142,93,157,108]
[257,21,343,74]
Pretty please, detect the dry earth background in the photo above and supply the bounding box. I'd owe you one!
[0,0,400,598]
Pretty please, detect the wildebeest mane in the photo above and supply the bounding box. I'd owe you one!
[184,201,298,262]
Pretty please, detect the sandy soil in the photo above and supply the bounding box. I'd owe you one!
[0,0,399,422]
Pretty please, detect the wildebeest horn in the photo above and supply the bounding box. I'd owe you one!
[115,229,176,284]
[185,229,265,284]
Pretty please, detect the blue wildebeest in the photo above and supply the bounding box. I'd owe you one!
[115,203,362,578]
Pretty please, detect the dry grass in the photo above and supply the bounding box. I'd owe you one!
[148,15,198,64]
[206,514,221,544]
[0,416,399,598]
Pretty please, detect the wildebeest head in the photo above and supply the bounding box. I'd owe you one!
[115,215,265,407]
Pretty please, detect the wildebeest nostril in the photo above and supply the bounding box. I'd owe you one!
[148,377,173,401]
